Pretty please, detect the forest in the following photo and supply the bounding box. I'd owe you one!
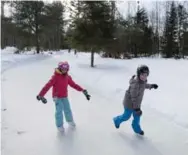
[1,1,188,66]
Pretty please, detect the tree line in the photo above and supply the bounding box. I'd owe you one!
[1,1,66,53]
[1,1,188,66]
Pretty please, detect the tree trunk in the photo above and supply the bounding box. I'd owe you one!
[53,35,55,50]
[182,32,185,58]
[36,29,40,54]
[1,1,5,18]
[91,48,95,67]
[1,19,5,48]
[134,44,137,57]
[35,8,40,54]
[57,26,60,50]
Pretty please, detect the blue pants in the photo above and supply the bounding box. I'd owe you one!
[113,108,142,134]
[53,97,74,127]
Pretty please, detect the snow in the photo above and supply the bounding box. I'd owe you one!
[1,46,59,73]
[1,47,72,75]
[1,49,188,155]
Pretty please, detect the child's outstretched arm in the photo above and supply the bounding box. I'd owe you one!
[38,75,56,97]
[68,76,84,91]
[68,76,91,100]
[145,83,158,89]
[145,83,152,89]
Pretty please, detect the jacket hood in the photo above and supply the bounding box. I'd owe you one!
[54,68,62,75]
[54,68,68,76]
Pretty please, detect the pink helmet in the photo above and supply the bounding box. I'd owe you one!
[58,61,69,71]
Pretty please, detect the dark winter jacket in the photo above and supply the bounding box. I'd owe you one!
[123,75,152,109]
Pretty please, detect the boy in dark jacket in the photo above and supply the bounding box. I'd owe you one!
[113,65,158,135]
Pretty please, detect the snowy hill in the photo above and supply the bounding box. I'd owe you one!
[1,49,188,155]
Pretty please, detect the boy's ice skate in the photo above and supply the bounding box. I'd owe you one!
[113,117,120,129]
[138,130,144,136]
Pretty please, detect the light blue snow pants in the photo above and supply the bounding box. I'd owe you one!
[113,108,142,134]
[53,97,74,127]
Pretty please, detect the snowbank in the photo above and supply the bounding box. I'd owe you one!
[0,47,60,73]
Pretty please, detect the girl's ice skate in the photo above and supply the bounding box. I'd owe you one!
[68,122,76,128]
[57,126,65,132]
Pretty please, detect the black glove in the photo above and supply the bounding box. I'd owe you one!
[36,95,47,104]
[134,108,142,116]
[151,84,158,89]
[83,90,91,101]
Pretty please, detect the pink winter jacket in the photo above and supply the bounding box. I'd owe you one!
[39,69,84,98]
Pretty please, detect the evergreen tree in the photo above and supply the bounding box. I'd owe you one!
[12,1,45,53]
[134,8,153,57]
[135,8,149,30]
[42,1,65,50]
[163,2,178,58]
[70,1,115,67]
[177,4,188,58]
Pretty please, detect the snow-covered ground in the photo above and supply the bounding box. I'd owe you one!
[1,47,56,73]
[1,49,188,155]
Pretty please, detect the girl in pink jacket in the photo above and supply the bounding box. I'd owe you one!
[36,61,90,132]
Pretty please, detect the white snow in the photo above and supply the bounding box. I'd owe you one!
[1,47,59,73]
[1,49,188,155]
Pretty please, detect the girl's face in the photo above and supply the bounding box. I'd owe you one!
[59,68,68,74]
[139,73,148,81]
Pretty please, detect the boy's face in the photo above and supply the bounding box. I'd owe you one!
[139,73,148,81]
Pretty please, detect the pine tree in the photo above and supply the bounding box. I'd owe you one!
[42,2,65,50]
[12,1,45,53]
[135,8,149,30]
[177,4,188,58]
[70,1,115,67]
[134,7,153,57]
[169,1,178,57]
[162,1,178,58]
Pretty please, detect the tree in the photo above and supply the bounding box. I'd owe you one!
[177,4,188,58]
[162,1,178,58]
[12,1,45,53]
[65,1,83,52]
[42,1,65,50]
[149,1,160,55]
[103,6,153,59]
[135,8,149,30]
[1,17,15,48]
[70,1,116,67]
[134,7,153,57]
[183,32,188,56]
[1,1,5,17]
